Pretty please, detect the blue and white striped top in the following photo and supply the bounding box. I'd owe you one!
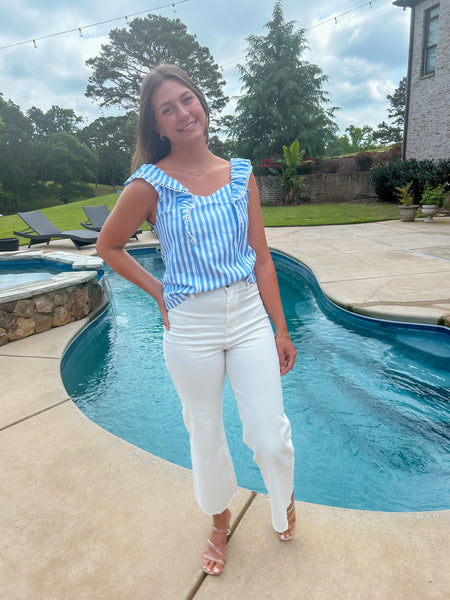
[125,157,257,309]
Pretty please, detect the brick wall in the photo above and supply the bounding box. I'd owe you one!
[256,172,377,204]
[406,0,450,160]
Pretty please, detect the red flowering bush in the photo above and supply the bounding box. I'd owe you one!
[258,155,282,173]
[298,158,316,173]
[258,155,317,175]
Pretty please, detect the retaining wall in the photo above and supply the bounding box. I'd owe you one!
[256,171,378,204]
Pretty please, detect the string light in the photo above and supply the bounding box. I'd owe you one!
[220,1,378,69]
[307,1,377,31]
[0,0,191,51]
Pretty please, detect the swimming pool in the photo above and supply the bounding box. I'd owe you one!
[0,259,74,289]
[62,248,450,512]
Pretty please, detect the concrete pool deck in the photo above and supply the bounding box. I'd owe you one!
[1,218,449,599]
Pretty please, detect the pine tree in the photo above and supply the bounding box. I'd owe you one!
[230,1,338,161]
[373,77,406,145]
[85,14,227,118]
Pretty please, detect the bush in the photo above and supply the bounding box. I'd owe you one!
[255,155,282,175]
[0,185,15,215]
[355,151,375,171]
[370,158,450,203]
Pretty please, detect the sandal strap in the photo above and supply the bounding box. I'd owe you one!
[203,553,224,566]
[211,527,231,535]
[206,539,225,559]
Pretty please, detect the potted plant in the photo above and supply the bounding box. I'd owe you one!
[420,183,444,222]
[394,180,419,222]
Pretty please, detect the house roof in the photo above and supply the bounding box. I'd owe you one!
[393,0,424,7]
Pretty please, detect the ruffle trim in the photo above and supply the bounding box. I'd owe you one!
[124,158,252,197]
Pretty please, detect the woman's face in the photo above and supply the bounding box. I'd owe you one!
[151,78,207,146]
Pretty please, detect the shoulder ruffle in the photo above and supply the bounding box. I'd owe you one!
[230,157,252,201]
[124,164,187,193]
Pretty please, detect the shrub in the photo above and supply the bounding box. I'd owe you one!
[420,183,445,206]
[370,158,450,203]
[394,180,415,205]
[256,154,282,175]
[298,158,317,174]
[355,151,375,171]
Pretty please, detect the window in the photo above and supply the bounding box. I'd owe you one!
[423,4,440,75]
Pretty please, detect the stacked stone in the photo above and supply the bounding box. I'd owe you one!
[0,280,104,345]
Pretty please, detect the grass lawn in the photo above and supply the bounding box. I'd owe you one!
[0,199,404,245]
[0,193,152,244]
[261,202,403,226]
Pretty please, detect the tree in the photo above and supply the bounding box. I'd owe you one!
[78,113,137,188]
[229,1,338,162]
[325,124,378,156]
[373,77,406,145]
[0,95,35,212]
[42,132,95,202]
[27,105,83,138]
[85,14,227,119]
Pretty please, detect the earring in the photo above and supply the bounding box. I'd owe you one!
[160,134,166,141]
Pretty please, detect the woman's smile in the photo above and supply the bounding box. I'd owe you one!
[178,120,198,132]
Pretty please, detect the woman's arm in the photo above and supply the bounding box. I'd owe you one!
[247,173,297,375]
[96,179,169,330]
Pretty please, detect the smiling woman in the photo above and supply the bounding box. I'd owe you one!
[94,63,298,575]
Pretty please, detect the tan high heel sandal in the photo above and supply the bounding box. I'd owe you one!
[202,526,231,576]
[278,496,296,542]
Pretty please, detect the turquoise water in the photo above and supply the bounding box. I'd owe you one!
[0,259,72,289]
[62,248,450,512]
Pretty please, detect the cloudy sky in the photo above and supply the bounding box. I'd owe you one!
[0,0,411,134]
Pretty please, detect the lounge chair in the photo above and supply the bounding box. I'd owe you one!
[13,210,99,250]
[81,205,142,240]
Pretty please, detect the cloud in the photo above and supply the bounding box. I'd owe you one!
[0,0,411,134]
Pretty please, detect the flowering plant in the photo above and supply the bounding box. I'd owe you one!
[298,157,316,173]
[259,155,282,173]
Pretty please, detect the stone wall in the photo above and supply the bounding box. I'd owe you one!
[256,171,377,204]
[405,0,450,160]
[0,278,104,346]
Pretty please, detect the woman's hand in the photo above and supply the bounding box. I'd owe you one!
[275,336,297,376]
[157,296,170,331]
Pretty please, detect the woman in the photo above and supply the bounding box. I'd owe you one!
[96,64,297,576]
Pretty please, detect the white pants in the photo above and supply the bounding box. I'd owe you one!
[163,280,294,532]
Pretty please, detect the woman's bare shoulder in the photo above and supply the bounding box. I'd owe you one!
[123,177,159,201]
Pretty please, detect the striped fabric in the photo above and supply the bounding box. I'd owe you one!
[124,158,257,309]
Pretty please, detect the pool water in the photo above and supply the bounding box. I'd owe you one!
[62,248,450,512]
[0,260,73,289]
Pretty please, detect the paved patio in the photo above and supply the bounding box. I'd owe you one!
[1,218,449,599]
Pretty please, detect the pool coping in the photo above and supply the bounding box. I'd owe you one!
[1,224,449,599]
[0,249,103,302]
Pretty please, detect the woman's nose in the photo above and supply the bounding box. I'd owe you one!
[176,104,189,118]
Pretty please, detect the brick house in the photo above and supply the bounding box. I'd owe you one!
[393,0,449,160]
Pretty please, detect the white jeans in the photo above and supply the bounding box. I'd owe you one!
[163,280,294,532]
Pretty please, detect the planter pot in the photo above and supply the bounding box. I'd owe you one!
[0,237,19,251]
[399,205,419,222]
[421,204,440,223]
